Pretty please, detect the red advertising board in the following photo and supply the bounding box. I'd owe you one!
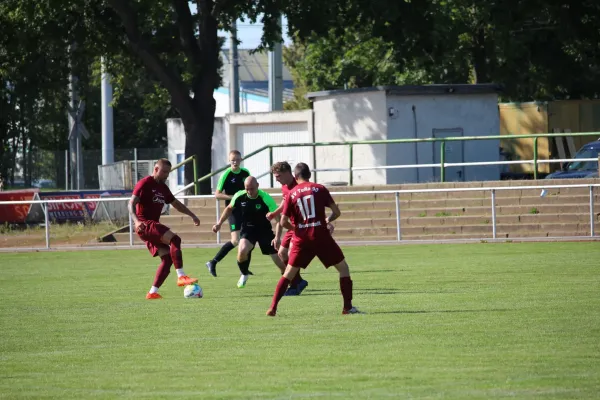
[0,190,131,223]
[0,190,39,223]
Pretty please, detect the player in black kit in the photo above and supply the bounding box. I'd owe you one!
[205,150,250,277]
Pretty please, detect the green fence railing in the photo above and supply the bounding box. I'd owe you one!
[171,155,198,195]
[195,132,600,186]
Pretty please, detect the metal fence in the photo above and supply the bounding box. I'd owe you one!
[196,131,600,188]
[1,148,166,191]
[0,182,597,251]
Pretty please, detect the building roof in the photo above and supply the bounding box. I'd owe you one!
[220,49,293,83]
[220,48,295,101]
[307,84,503,100]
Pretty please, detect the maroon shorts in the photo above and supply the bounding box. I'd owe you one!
[288,234,345,269]
[281,230,294,248]
[137,221,170,257]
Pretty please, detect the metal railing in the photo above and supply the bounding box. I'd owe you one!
[171,155,198,195]
[0,183,598,250]
[195,132,600,187]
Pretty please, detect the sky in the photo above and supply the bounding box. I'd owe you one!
[188,3,291,49]
[219,18,292,49]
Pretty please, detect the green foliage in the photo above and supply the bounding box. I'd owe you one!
[285,0,600,102]
[0,0,175,186]
[3,0,600,190]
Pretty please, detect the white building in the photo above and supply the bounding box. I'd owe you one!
[167,110,313,192]
[308,84,502,185]
[168,84,502,192]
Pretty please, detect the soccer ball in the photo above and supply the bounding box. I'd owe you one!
[183,283,203,298]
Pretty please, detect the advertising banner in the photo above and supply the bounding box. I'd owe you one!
[0,189,39,224]
[36,190,132,222]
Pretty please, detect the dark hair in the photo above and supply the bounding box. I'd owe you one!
[271,161,291,174]
[156,158,172,167]
[294,162,311,180]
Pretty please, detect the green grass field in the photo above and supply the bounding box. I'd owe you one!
[1,242,599,399]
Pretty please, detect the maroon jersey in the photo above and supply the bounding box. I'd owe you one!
[281,178,297,202]
[282,182,334,241]
[132,176,175,222]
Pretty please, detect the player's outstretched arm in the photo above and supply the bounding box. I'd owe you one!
[212,205,233,233]
[170,199,200,226]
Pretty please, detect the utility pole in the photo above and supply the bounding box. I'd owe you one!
[101,57,114,165]
[268,15,284,111]
[229,21,240,113]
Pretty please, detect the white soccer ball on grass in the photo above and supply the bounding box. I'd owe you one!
[183,283,203,298]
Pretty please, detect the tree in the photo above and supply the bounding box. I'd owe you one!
[283,25,440,110]
[1,0,198,188]
[85,0,353,193]
[285,0,600,103]
[0,0,73,185]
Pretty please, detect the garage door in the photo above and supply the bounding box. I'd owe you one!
[236,122,313,188]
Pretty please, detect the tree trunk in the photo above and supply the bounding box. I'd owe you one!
[10,136,18,185]
[27,138,34,186]
[471,26,489,83]
[21,120,28,187]
[181,94,215,195]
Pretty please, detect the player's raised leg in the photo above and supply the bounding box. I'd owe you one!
[160,229,198,287]
[236,238,255,288]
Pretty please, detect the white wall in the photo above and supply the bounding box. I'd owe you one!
[168,111,314,192]
[313,91,388,185]
[166,118,184,193]
[166,117,228,193]
[168,90,501,192]
[386,93,500,183]
[228,111,313,188]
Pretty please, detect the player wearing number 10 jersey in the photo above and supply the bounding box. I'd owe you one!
[266,162,362,316]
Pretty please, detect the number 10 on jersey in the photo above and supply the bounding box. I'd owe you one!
[297,195,315,221]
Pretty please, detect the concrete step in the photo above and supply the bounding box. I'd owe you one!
[103,179,600,244]
[111,220,598,244]
[154,214,598,235]
[165,203,600,220]
[176,199,600,213]
[182,178,599,206]
[398,231,595,240]
[179,191,600,210]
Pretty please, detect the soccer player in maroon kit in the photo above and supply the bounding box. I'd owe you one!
[267,161,308,295]
[267,162,362,316]
[128,158,200,299]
